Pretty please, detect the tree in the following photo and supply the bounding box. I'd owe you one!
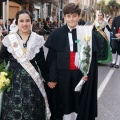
[97,0,106,12]
[97,0,120,17]
[107,0,120,16]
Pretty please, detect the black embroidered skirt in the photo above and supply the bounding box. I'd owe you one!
[1,68,46,120]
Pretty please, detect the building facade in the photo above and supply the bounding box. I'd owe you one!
[67,0,97,23]
[0,0,59,21]
[0,0,97,23]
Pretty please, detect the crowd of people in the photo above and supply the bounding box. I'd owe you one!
[32,17,60,37]
[0,2,119,120]
[0,16,62,40]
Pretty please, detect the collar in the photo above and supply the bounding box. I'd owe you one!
[67,25,78,32]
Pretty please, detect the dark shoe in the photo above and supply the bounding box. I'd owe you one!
[115,65,119,68]
[110,63,115,67]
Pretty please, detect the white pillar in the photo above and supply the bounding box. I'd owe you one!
[43,3,46,19]
[6,0,9,32]
[2,2,5,21]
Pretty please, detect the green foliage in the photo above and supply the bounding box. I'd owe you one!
[0,60,13,79]
[97,0,120,16]
[0,60,6,72]
[82,42,91,75]
[97,0,106,10]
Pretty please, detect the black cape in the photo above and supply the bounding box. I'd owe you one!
[45,25,101,120]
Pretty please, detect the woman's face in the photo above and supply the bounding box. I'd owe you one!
[17,13,31,33]
[109,18,113,24]
[98,13,104,20]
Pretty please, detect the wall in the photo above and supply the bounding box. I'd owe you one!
[3,1,21,20]
[8,1,21,19]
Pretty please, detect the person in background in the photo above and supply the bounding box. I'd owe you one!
[0,19,7,36]
[93,12,112,64]
[50,15,53,23]
[0,9,50,119]
[45,3,99,120]
[32,20,39,33]
[108,17,113,48]
[5,18,12,33]
[37,18,42,29]
[110,15,120,68]
[78,13,85,25]
[44,17,52,34]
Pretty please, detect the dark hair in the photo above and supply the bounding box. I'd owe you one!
[108,17,113,23]
[46,17,50,21]
[98,12,104,18]
[63,3,81,15]
[15,10,33,25]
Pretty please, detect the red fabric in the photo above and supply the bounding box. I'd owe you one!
[118,28,120,33]
[69,52,78,70]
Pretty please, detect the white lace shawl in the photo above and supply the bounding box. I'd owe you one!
[94,20,108,29]
[2,32,45,61]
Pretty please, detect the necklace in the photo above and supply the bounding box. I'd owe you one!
[17,32,31,48]
[98,20,104,24]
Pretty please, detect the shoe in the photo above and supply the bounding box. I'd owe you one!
[115,65,119,68]
[110,63,115,67]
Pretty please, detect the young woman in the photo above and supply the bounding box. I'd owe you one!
[93,12,112,64]
[0,10,50,120]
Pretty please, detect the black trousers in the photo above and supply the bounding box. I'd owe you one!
[58,69,83,114]
[112,39,120,55]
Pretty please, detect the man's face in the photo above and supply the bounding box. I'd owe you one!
[64,13,80,29]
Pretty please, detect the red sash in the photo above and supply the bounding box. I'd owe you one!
[69,52,78,70]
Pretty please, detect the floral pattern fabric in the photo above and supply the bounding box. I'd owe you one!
[1,68,46,120]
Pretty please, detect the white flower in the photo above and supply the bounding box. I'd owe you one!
[84,35,91,42]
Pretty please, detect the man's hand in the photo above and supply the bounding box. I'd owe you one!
[82,76,88,81]
[115,33,120,39]
[47,82,57,89]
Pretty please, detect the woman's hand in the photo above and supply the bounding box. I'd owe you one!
[82,76,88,82]
[47,82,57,89]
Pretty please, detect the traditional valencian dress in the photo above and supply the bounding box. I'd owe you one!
[0,32,51,120]
[45,25,100,120]
[93,20,112,63]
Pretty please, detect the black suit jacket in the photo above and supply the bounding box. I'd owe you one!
[45,25,100,120]
[45,25,101,82]
[112,16,120,38]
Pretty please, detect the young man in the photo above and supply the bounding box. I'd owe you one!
[45,3,99,120]
[110,15,120,68]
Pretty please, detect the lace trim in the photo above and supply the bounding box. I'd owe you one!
[94,20,107,29]
[2,36,17,60]
[2,32,44,61]
[27,32,44,60]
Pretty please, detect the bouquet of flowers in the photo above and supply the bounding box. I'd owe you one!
[0,61,12,93]
[81,35,91,74]
[75,35,91,92]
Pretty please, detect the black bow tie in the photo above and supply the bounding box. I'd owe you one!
[69,28,76,33]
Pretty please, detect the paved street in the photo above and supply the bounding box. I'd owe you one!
[96,63,120,120]
[44,46,120,120]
